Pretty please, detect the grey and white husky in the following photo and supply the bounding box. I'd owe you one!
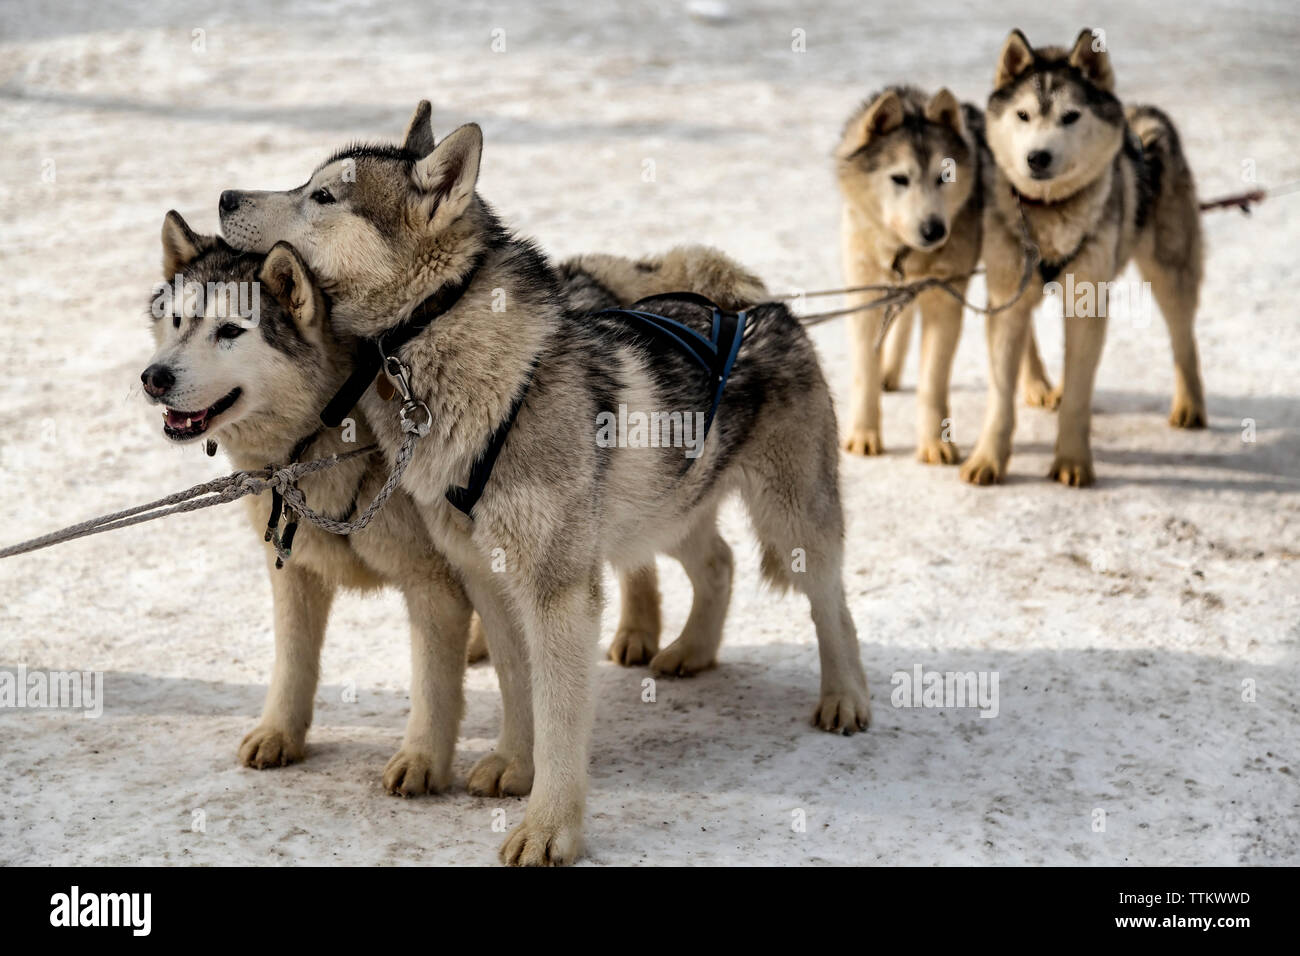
[963,28,1207,488]
[219,102,870,865]
[835,85,985,463]
[141,212,474,795]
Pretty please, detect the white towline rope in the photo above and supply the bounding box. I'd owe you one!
[0,435,416,562]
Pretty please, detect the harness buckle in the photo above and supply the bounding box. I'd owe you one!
[381,353,431,437]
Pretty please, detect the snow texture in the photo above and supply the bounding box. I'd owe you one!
[0,0,1297,865]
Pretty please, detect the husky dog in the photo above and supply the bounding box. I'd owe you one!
[836,86,985,463]
[963,28,1207,487]
[461,247,770,670]
[219,103,870,865]
[141,212,473,795]
[556,247,767,671]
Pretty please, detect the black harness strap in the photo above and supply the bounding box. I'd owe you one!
[444,364,536,518]
[263,429,321,567]
[318,278,745,524]
[320,254,486,429]
[593,291,748,439]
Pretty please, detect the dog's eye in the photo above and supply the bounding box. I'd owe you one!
[215,323,246,341]
[890,174,910,187]
[1016,110,1030,122]
[311,187,335,205]
[1061,110,1081,126]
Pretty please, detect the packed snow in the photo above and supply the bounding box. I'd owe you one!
[0,0,1297,864]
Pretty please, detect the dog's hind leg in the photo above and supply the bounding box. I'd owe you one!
[383,577,473,796]
[740,447,870,733]
[1019,322,1059,409]
[649,508,733,677]
[880,304,915,392]
[1137,244,1207,429]
[608,564,661,666]
[462,571,535,798]
[239,560,335,769]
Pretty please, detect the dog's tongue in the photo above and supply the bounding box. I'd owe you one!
[165,407,207,428]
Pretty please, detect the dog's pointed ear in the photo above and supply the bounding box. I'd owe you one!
[258,242,324,332]
[161,210,207,279]
[925,88,964,137]
[402,100,436,157]
[411,123,482,230]
[995,29,1035,89]
[837,89,904,158]
[1068,28,1114,92]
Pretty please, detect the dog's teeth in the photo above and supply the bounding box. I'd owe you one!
[185,418,192,428]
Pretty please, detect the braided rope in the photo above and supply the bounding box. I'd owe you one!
[276,433,416,538]
[0,440,412,561]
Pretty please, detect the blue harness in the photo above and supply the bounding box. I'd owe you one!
[593,292,749,440]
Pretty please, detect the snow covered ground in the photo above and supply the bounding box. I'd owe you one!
[1,0,1297,865]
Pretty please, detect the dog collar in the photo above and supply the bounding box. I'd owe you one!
[320,252,487,429]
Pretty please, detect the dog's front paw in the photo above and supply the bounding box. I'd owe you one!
[813,686,871,735]
[383,748,450,796]
[238,725,304,769]
[917,438,960,465]
[609,626,658,667]
[499,812,584,867]
[881,370,902,392]
[1048,453,1095,488]
[1169,395,1207,429]
[467,751,534,797]
[842,428,884,457]
[1022,378,1061,409]
[960,448,1007,485]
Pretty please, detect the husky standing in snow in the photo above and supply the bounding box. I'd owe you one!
[962,28,1207,488]
[141,213,474,796]
[218,102,870,865]
[836,85,986,464]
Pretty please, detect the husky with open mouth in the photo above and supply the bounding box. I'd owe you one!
[141,212,474,795]
[218,102,870,866]
[963,28,1207,488]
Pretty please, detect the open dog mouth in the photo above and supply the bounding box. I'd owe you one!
[162,387,241,441]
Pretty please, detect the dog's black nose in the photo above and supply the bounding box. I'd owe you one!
[1026,150,1053,173]
[141,364,174,397]
[920,217,947,244]
[219,190,241,214]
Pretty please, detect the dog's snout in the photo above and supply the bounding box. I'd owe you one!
[219,190,242,214]
[141,364,175,398]
[920,217,947,244]
[1026,150,1053,173]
